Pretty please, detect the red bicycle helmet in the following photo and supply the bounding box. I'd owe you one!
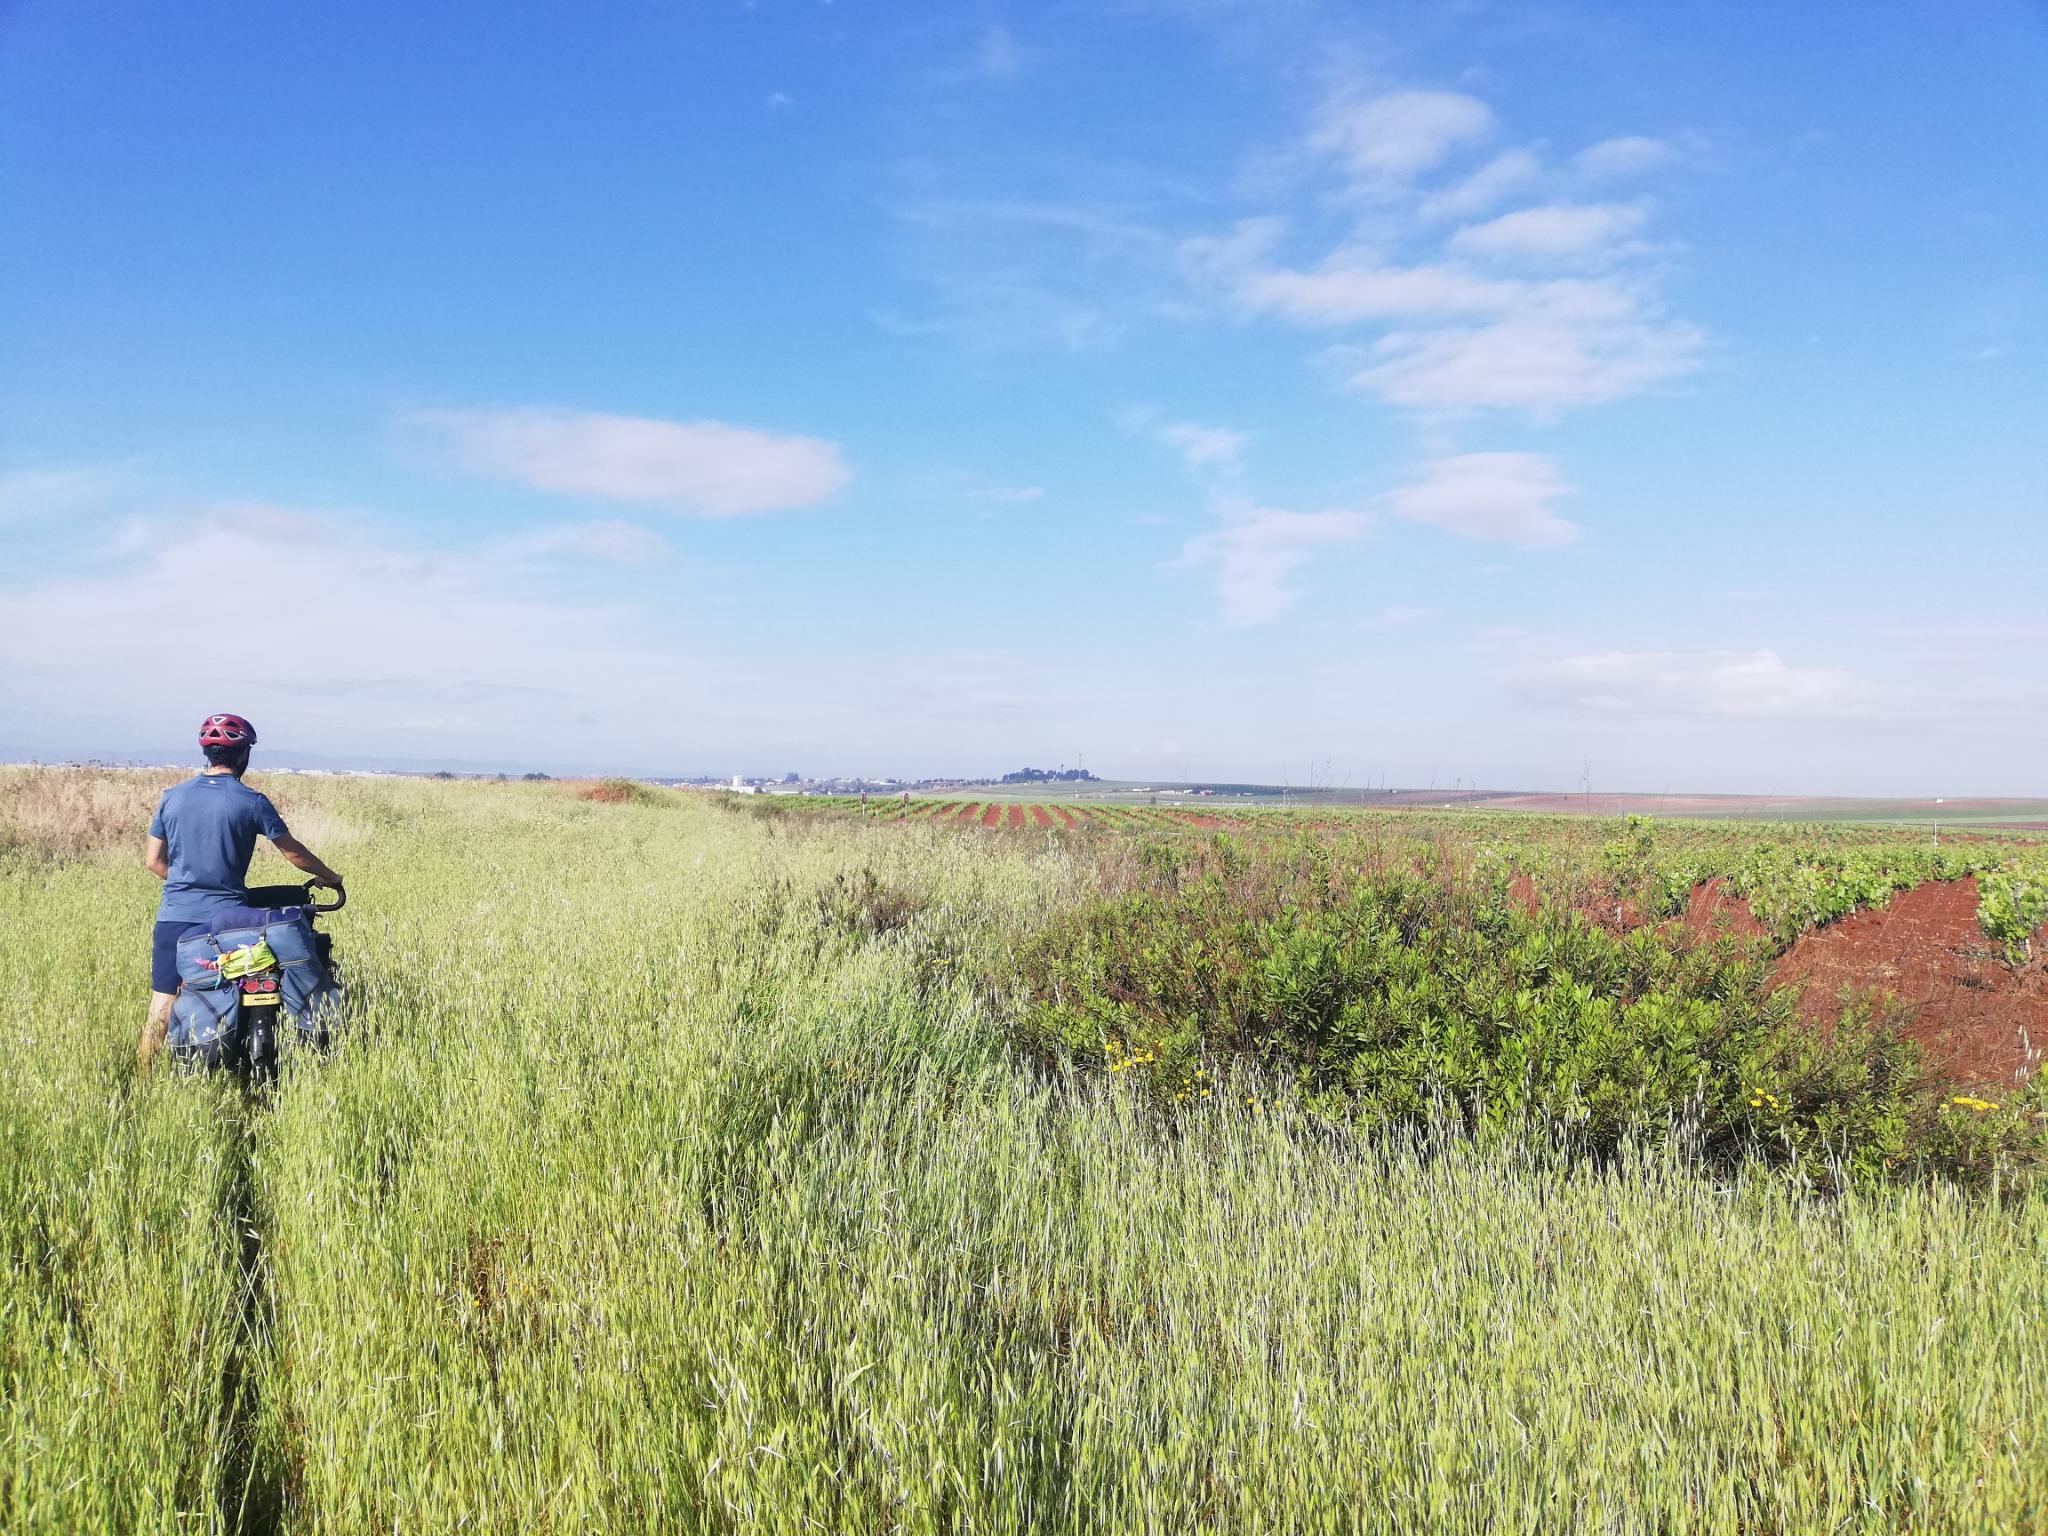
[199,713,258,747]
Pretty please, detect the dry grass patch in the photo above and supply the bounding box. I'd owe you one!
[0,767,180,862]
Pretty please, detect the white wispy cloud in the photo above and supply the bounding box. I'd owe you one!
[0,466,131,521]
[1449,201,1650,261]
[0,505,684,744]
[409,407,850,516]
[1571,136,1676,181]
[929,469,1047,506]
[1309,89,1494,189]
[490,519,671,566]
[1183,219,1513,323]
[1121,407,1249,476]
[1512,648,1895,720]
[1156,420,1248,472]
[1187,220,1699,414]
[878,189,1171,355]
[1354,308,1702,414]
[977,483,1046,504]
[0,497,1130,767]
[1179,498,1370,626]
[1417,147,1545,222]
[873,287,1123,354]
[1386,453,1577,547]
[1179,86,1701,416]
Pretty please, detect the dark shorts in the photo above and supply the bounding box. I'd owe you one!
[150,904,298,993]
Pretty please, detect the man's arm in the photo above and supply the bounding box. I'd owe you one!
[144,834,170,881]
[272,833,343,889]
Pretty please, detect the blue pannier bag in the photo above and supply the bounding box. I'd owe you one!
[169,913,344,1070]
[264,913,344,1042]
[166,983,240,1066]
[175,929,234,991]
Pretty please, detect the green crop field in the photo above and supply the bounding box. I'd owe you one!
[3,769,2046,1534]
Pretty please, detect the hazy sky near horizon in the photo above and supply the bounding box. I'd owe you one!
[3,0,2044,791]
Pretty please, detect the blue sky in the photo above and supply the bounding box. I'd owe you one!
[2,0,2043,791]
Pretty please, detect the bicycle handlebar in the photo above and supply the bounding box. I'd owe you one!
[244,880,346,915]
[302,879,346,914]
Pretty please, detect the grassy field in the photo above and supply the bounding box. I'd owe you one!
[3,770,2046,1534]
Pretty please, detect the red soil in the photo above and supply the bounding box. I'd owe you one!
[955,802,982,824]
[1679,877,1768,942]
[1496,873,2040,1085]
[1052,807,1079,830]
[1772,877,2047,1090]
[1520,882,1647,934]
[1505,874,1757,941]
[580,783,634,804]
[1006,804,1027,829]
[1030,805,1052,829]
[979,803,1004,829]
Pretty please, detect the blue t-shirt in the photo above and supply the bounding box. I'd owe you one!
[149,774,291,923]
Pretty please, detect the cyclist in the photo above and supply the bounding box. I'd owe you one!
[138,713,344,1071]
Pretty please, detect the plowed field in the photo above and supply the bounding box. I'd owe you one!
[907,801,1098,829]
[1774,877,2048,1089]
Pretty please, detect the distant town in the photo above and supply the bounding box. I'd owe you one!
[8,756,1106,798]
[663,766,1104,797]
[16,757,2035,826]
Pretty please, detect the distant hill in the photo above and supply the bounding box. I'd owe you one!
[1000,767,1099,784]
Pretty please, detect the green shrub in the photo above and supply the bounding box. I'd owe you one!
[722,790,804,818]
[1978,874,2048,965]
[817,866,926,938]
[582,777,674,807]
[1019,844,2045,1187]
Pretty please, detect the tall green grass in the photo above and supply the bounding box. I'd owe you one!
[2,778,2043,1532]
[0,866,251,1531]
